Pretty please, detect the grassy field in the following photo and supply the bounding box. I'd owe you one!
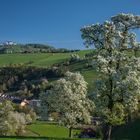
[0,50,91,67]
[0,53,69,67]
[0,119,140,140]
[0,121,99,140]
[28,122,83,138]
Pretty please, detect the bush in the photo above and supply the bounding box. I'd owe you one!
[70,54,81,62]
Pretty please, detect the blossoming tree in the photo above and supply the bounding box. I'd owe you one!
[81,13,140,140]
[0,101,26,136]
[40,71,94,138]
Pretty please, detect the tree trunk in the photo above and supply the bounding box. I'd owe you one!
[69,127,72,138]
[103,125,112,140]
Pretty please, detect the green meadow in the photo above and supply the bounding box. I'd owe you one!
[0,121,99,140]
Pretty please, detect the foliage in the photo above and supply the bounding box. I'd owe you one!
[0,50,96,94]
[112,119,140,140]
[10,112,26,136]
[0,43,78,54]
[70,54,81,62]
[0,101,26,136]
[0,66,63,99]
[39,92,49,120]
[14,105,37,124]
[81,13,140,140]
[40,72,94,137]
[48,72,93,126]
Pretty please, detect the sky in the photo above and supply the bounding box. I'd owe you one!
[0,0,140,49]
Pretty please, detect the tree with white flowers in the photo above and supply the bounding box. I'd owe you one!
[40,71,94,138]
[81,13,140,140]
[0,101,14,135]
[0,101,26,136]
[9,112,26,136]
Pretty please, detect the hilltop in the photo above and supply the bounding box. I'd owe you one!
[0,42,79,54]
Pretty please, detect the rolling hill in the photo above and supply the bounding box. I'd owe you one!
[0,49,140,139]
[0,43,78,54]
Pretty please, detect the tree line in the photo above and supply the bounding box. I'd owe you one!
[0,43,79,54]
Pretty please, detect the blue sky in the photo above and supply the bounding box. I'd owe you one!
[0,0,140,49]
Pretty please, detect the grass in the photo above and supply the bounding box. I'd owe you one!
[0,50,92,68]
[27,122,71,137]
[0,137,97,140]
[27,121,87,138]
[0,121,99,140]
[0,53,70,67]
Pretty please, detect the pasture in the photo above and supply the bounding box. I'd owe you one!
[0,121,99,140]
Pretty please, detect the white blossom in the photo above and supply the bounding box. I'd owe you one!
[81,13,140,127]
[40,72,94,128]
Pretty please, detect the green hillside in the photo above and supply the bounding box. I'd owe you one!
[0,50,95,99]
[0,49,138,92]
[0,50,93,82]
[0,50,140,139]
[0,50,90,67]
[0,53,69,67]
